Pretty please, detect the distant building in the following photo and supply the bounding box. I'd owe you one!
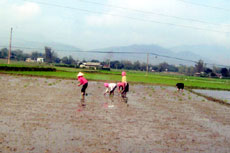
[216,73,222,79]
[102,64,111,71]
[37,58,44,63]
[194,72,201,77]
[195,72,208,77]
[26,58,35,63]
[80,62,102,70]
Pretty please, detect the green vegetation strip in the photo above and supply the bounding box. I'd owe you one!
[0,66,56,71]
[1,62,229,90]
[1,69,230,90]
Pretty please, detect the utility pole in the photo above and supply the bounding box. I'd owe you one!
[146,53,149,76]
[109,59,110,68]
[7,27,13,64]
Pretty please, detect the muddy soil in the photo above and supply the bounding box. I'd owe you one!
[0,74,230,153]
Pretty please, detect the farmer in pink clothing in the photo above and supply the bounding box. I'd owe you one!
[77,72,88,99]
[117,82,127,97]
[117,82,125,92]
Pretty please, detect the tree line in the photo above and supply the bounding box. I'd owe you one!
[0,47,75,65]
[0,47,230,77]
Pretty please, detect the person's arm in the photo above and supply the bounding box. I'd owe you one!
[78,78,83,86]
[104,88,109,95]
[117,86,120,92]
[120,87,125,93]
[118,86,123,93]
[121,84,125,93]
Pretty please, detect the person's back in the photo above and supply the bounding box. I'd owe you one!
[108,83,116,90]
[104,83,117,95]
[121,71,127,83]
[176,83,184,92]
[78,76,88,85]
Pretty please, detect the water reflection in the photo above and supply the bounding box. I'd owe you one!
[80,98,86,107]
[122,96,128,103]
[104,93,129,107]
[119,94,128,103]
[193,89,230,103]
[109,95,114,103]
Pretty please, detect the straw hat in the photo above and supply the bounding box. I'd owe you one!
[77,72,84,77]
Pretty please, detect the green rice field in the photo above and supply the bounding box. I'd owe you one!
[0,60,230,90]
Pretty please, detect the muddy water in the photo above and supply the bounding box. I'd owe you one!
[0,74,230,152]
[193,89,230,103]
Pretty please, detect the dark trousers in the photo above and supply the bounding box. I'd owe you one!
[81,82,88,95]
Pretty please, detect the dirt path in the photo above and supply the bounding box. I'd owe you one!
[0,74,230,153]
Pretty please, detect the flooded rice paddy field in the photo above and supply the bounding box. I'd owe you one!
[193,89,230,104]
[0,74,230,153]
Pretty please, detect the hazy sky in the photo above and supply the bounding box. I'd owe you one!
[0,0,230,50]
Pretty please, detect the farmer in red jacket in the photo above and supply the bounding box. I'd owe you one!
[77,72,88,99]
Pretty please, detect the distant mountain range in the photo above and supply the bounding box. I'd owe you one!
[93,44,213,66]
[170,45,230,66]
[2,40,229,66]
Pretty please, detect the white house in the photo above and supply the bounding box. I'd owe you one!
[80,62,102,70]
[26,58,35,63]
[37,58,44,63]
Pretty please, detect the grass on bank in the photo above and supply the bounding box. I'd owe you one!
[1,70,230,90]
[0,60,230,90]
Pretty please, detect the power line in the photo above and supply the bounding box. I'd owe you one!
[176,0,230,12]
[149,52,197,63]
[149,52,229,68]
[21,0,229,33]
[1,45,229,68]
[74,0,223,26]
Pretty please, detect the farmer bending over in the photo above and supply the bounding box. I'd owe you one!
[104,83,117,95]
[117,82,129,98]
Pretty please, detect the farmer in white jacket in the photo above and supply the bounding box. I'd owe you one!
[104,83,117,95]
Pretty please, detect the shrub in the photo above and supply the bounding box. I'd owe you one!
[0,66,56,71]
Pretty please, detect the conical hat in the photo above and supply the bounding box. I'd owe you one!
[77,72,84,77]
